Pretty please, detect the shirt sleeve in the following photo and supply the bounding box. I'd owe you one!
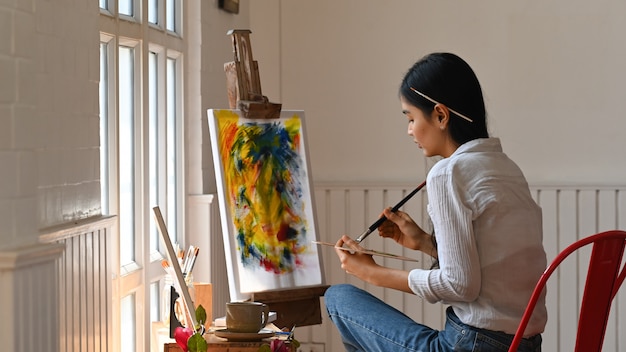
[408,171,481,303]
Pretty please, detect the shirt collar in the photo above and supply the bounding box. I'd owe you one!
[450,138,502,158]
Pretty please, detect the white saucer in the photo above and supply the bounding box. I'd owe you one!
[214,328,275,341]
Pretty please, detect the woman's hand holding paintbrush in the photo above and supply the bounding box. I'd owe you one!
[355,181,426,243]
[325,180,434,266]
[378,208,432,252]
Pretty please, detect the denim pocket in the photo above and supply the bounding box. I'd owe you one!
[440,313,477,351]
[473,332,512,352]
[473,329,541,352]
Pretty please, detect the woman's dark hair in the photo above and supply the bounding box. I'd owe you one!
[400,52,489,145]
[402,53,488,268]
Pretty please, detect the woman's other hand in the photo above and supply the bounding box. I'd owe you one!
[379,208,436,257]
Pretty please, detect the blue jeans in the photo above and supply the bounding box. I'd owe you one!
[324,284,541,352]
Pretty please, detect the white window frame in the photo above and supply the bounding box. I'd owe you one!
[99,0,186,350]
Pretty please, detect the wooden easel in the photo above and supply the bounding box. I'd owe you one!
[224,29,282,119]
[222,29,328,328]
[250,286,328,328]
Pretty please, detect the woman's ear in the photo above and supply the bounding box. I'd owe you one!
[433,104,450,128]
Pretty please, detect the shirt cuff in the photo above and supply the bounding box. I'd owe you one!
[408,268,439,304]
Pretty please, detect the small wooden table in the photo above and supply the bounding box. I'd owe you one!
[164,333,294,352]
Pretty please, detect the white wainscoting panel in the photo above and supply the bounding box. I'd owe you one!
[0,243,65,352]
[529,186,626,352]
[40,216,115,352]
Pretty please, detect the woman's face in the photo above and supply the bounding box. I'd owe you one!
[401,96,454,158]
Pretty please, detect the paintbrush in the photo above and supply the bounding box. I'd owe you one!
[354,180,426,243]
[182,245,195,274]
[185,247,200,276]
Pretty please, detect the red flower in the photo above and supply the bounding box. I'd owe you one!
[270,339,290,352]
[174,327,194,352]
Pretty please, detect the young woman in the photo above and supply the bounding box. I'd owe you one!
[324,52,547,352]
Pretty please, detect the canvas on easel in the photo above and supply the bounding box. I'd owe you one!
[208,109,324,302]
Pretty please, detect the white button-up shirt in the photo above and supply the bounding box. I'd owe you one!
[408,138,547,336]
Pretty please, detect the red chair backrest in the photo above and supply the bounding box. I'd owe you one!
[508,230,626,352]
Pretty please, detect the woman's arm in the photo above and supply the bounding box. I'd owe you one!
[334,235,413,293]
[409,174,481,303]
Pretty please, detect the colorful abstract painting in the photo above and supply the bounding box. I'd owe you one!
[208,109,323,300]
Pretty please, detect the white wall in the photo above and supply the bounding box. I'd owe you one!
[249,0,626,186]
[0,0,99,348]
[0,0,100,250]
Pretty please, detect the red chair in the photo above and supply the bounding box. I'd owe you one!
[508,230,626,352]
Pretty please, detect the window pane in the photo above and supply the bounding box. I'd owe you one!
[166,0,175,32]
[119,46,136,267]
[120,294,136,352]
[148,51,159,253]
[119,0,133,16]
[99,0,108,10]
[100,43,110,215]
[148,0,158,24]
[150,282,160,322]
[166,57,177,243]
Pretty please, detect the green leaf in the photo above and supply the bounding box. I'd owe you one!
[187,333,208,352]
[195,304,207,325]
[257,344,272,352]
[291,339,300,348]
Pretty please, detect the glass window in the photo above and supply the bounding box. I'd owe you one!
[148,51,159,254]
[120,294,136,352]
[166,0,175,32]
[100,43,110,215]
[100,0,186,349]
[118,45,136,269]
[166,57,178,243]
[148,0,158,24]
[119,0,133,16]
[150,282,160,322]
